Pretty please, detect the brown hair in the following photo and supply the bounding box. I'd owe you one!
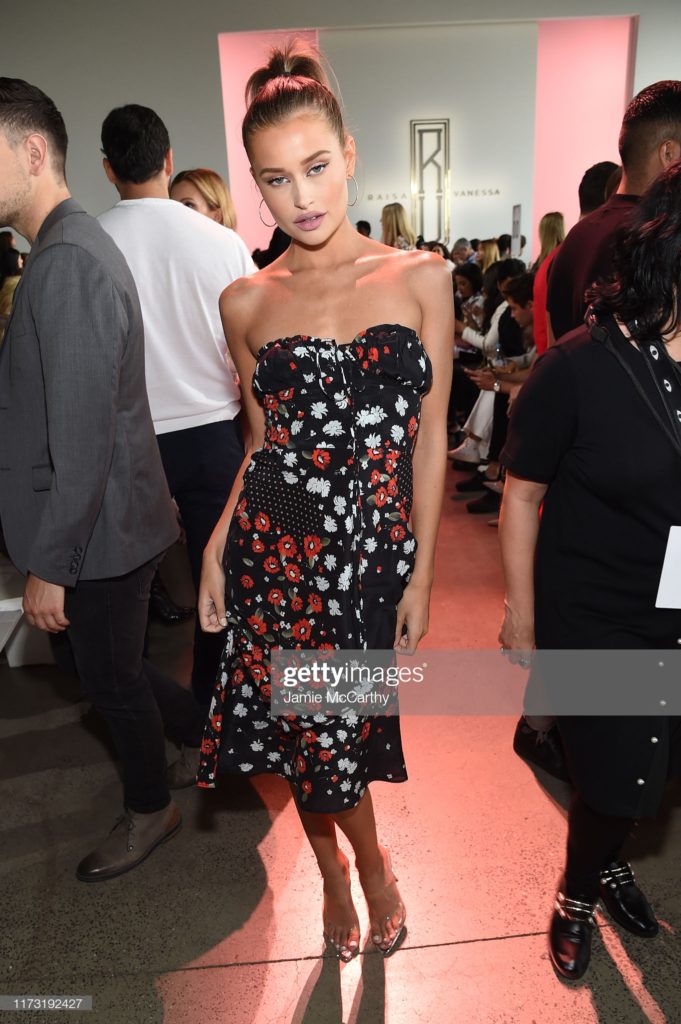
[242,41,345,154]
[171,167,237,229]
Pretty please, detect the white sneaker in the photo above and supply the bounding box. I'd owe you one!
[447,436,481,463]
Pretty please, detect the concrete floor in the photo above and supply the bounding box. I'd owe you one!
[1,467,680,1024]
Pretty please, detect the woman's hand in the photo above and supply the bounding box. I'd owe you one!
[199,549,227,633]
[464,367,495,391]
[498,601,535,666]
[394,580,430,655]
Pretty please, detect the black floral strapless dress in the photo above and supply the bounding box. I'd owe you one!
[197,324,432,812]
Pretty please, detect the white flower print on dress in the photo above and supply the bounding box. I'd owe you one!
[357,405,388,426]
[311,401,328,419]
[323,420,344,437]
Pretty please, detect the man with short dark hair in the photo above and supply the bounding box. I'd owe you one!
[547,80,681,341]
[99,105,256,724]
[0,78,206,881]
[356,219,371,237]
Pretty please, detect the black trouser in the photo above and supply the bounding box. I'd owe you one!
[488,391,510,463]
[565,793,633,900]
[157,419,244,705]
[450,352,482,426]
[64,557,206,814]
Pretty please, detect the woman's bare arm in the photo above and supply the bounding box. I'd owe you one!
[498,472,547,652]
[395,254,454,653]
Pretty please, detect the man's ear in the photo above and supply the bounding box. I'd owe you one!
[25,132,49,177]
[103,157,117,185]
[165,148,174,178]
[659,138,681,169]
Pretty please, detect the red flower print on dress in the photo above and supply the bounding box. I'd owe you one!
[307,593,322,612]
[254,512,270,531]
[370,469,382,486]
[368,345,379,362]
[263,394,279,411]
[318,750,333,762]
[278,387,294,400]
[264,555,280,574]
[252,538,265,553]
[301,780,312,793]
[303,729,317,743]
[292,618,312,641]
[247,615,267,636]
[267,588,284,605]
[312,449,331,470]
[291,595,303,612]
[408,415,418,437]
[278,535,298,557]
[240,575,254,588]
[367,447,383,460]
[297,755,307,774]
[390,524,406,542]
[303,535,322,557]
[360,721,371,741]
[375,487,389,507]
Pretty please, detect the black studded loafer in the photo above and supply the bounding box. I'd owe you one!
[549,889,597,981]
[599,861,659,937]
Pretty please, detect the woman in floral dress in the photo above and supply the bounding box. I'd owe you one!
[197,43,452,961]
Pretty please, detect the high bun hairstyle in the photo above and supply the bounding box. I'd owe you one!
[242,41,346,155]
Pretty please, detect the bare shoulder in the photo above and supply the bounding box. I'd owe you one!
[218,268,279,343]
[399,248,452,291]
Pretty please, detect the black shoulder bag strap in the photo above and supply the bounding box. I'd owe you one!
[587,309,681,462]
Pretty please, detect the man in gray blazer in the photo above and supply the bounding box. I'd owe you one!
[0,78,206,881]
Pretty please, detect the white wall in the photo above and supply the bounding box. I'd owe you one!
[4,0,681,248]
[321,23,537,245]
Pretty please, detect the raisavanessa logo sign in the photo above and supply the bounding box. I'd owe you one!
[365,188,501,201]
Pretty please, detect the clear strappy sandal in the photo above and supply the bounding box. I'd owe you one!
[360,847,407,957]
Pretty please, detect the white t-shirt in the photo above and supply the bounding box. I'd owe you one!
[98,198,256,434]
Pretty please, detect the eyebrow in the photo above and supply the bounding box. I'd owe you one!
[258,150,332,176]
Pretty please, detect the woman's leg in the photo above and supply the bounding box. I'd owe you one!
[565,793,634,899]
[332,788,405,951]
[293,797,360,960]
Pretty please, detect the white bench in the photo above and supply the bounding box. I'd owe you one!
[0,556,54,667]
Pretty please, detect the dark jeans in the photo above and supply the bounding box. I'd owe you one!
[157,418,244,705]
[64,557,206,814]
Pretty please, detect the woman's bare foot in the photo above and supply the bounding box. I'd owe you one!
[357,845,406,954]
[322,850,360,962]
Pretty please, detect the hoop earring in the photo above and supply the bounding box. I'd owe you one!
[347,174,359,208]
[259,199,276,228]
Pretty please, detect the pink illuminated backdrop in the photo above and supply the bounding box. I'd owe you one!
[531,17,636,258]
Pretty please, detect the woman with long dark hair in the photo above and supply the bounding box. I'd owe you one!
[499,161,681,980]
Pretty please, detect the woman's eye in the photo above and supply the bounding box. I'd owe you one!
[308,163,327,176]
[267,176,288,187]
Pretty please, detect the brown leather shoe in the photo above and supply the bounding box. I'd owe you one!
[76,801,181,883]
[167,745,201,789]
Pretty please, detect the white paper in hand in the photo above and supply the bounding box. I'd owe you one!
[655,526,681,608]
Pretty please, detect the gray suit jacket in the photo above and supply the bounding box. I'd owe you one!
[0,199,179,586]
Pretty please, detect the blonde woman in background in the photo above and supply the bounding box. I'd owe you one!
[380,201,416,250]
[531,211,565,272]
[477,238,500,273]
[171,167,238,230]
